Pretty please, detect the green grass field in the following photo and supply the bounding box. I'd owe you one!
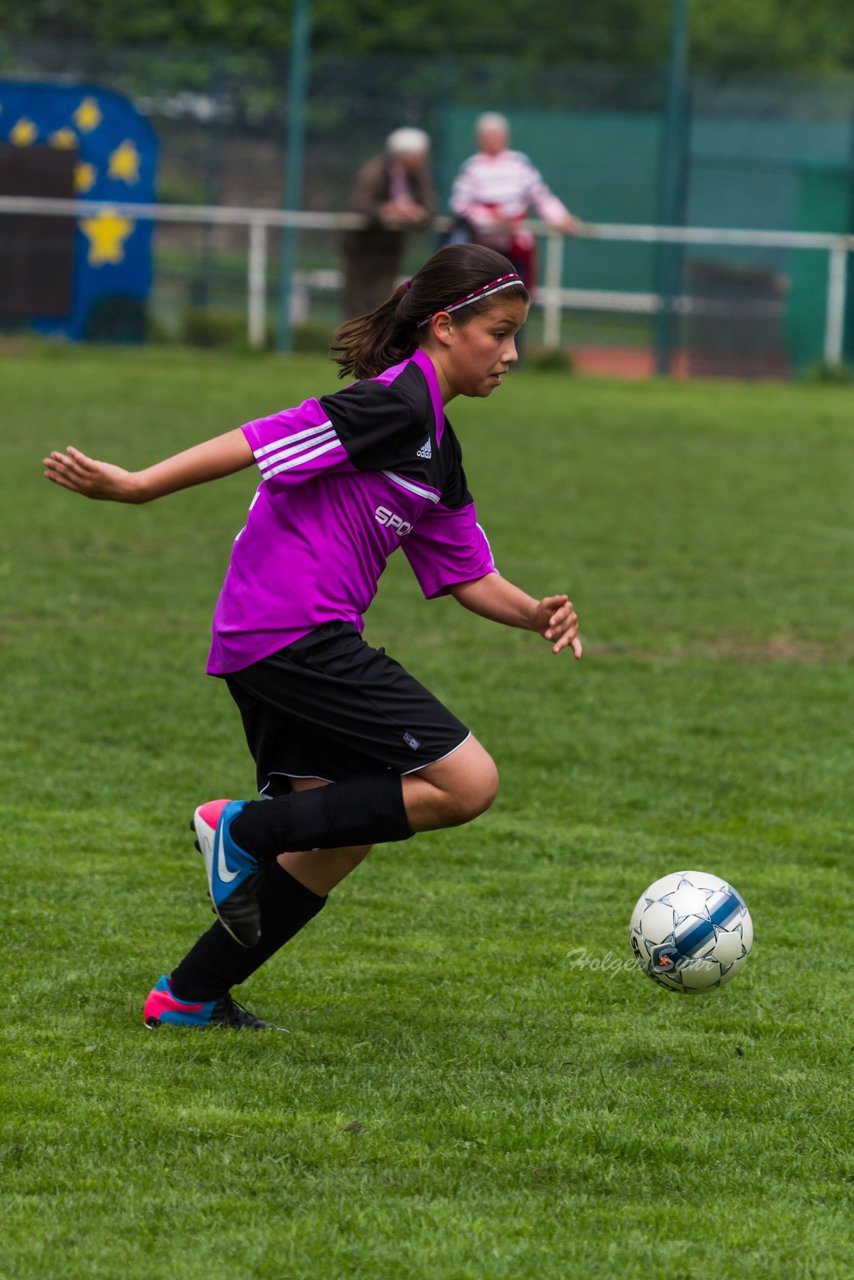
[2,345,852,1278]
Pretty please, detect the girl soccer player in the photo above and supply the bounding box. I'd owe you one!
[44,243,582,1030]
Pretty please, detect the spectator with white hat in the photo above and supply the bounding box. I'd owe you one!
[340,127,437,318]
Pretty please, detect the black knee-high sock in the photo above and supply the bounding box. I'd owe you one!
[169,861,327,1001]
[230,772,412,861]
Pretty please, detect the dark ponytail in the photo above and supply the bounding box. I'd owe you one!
[330,243,530,380]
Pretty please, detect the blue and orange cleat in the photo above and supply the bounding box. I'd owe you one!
[191,798,262,948]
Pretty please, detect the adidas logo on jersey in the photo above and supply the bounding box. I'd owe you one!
[416,438,432,460]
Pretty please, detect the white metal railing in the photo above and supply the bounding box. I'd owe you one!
[1,194,852,364]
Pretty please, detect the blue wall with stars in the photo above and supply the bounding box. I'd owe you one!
[0,81,158,338]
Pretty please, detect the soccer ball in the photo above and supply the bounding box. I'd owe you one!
[629,870,753,993]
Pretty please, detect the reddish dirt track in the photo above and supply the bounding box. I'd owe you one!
[569,346,691,379]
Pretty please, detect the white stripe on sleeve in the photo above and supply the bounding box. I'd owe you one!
[253,419,336,460]
[258,426,338,474]
[262,437,345,479]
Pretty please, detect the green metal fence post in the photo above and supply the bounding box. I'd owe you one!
[276,0,312,354]
[191,49,223,310]
[844,104,854,365]
[654,0,691,376]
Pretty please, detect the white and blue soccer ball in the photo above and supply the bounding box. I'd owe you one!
[629,870,753,993]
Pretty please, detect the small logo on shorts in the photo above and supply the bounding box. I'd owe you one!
[403,731,421,751]
[416,438,432,460]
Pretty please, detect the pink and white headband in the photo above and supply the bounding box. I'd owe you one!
[416,273,524,327]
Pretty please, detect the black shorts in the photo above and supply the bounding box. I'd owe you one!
[225,622,470,796]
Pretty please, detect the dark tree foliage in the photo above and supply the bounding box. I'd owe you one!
[1,1,853,69]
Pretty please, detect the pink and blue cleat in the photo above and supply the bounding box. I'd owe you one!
[143,975,270,1029]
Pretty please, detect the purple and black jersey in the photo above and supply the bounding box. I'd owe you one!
[207,348,496,674]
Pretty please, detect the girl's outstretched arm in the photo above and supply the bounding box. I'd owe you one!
[450,574,582,659]
[43,428,254,504]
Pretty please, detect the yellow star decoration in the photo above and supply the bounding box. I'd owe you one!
[73,97,102,133]
[79,209,135,266]
[49,127,78,150]
[108,139,140,185]
[10,117,38,146]
[75,162,97,194]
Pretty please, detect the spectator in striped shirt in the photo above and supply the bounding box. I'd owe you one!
[450,112,581,292]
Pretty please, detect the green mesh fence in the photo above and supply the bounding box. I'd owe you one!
[1,41,853,373]
[444,100,854,371]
